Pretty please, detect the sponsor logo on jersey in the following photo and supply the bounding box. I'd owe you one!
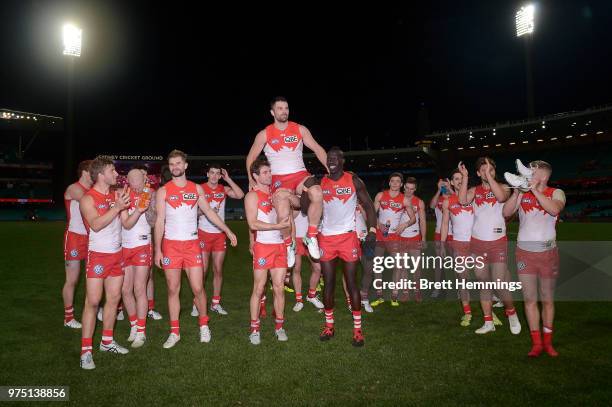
[97,204,108,209]
[199,241,205,249]
[213,192,225,199]
[283,135,298,143]
[335,187,353,195]
[183,193,197,200]
[257,257,266,266]
[390,201,403,209]
[139,253,148,258]
[93,264,104,275]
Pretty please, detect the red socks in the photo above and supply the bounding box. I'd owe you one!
[64,305,75,323]
[136,318,146,335]
[484,315,493,322]
[505,307,517,317]
[307,225,318,238]
[81,337,93,355]
[170,320,180,336]
[462,304,472,315]
[352,310,362,331]
[198,315,209,327]
[211,296,221,306]
[148,299,155,311]
[295,292,303,303]
[274,317,284,330]
[129,314,137,327]
[101,329,113,345]
[543,326,558,357]
[307,288,316,299]
[324,309,334,328]
[250,319,260,333]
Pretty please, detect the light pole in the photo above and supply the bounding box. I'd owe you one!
[62,23,82,186]
[516,4,536,118]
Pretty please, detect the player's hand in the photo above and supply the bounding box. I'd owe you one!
[135,196,150,213]
[221,168,230,180]
[395,223,407,235]
[115,185,131,211]
[483,158,493,180]
[277,216,291,230]
[458,162,468,177]
[154,250,163,269]
[437,179,445,190]
[226,230,238,247]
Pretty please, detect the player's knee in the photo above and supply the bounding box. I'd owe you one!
[167,284,180,297]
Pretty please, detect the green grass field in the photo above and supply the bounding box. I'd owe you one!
[1,221,612,405]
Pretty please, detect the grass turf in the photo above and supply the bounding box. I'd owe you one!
[1,221,611,405]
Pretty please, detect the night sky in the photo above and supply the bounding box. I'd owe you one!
[2,0,612,160]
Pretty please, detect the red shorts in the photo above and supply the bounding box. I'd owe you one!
[400,234,422,251]
[376,230,401,252]
[516,247,559,278]
[319,232,361,262]
[198,230,227,252]
[161,239,202,270]
[434,232,452,242]
[64,230,88,261]
[86,250,124,279]
[271,170,311,193]
[122,244,152,267]
[450,240,471,258]
[296,237,309,257]
[471,236,508,264]
[253,242,288,270]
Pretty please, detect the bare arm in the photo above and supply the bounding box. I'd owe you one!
[80,194,123,233]
[457,162,475,205]
[353,175,376,231]
[440,199,450,242]
[300,125,329,173]
[145,192,157,227]
[121,198,149,230]
[65,184,86,201]
[154,188,166,254]
[245,130,267,186]
[502,189,522,218]
[245,192,290,231]
[222,169,245,199]
[533,188,566,217]
[418,199,427,241]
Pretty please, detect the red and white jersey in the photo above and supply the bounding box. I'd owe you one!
[83,188,121,254]
[164,180,199,241]
[377,190,405,234]
[65,182,89,235]
[263,121,306,175]
[472,185,506,241]
[198,183,226,233]
[321,172,357,236]
[434,196,453,236]
[254,190,282,244]
[355,206,368,240]
[122,189,152,249]
[399,195,421,238]
[447,194,474,242]
[517,188,559,251]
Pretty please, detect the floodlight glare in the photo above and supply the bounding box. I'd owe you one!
[516,4,535,37]
[63,24,82,57]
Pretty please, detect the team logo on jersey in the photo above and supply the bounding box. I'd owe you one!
[70,249,78,257]
[283,135,298,143]
[335,187,353,195]
[97,204,107,209]
[517,261,526,271]
[270,138,280,145]
[169,195,179,201]
[93,264,104,275]
[183,193,197,200]
[257,257,266,266]
[162,257,170,266]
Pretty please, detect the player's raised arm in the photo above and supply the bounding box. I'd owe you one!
[533,187,566,217]
[429,179,444,209]
[457,162,474,205]
[300,125,329,173]
[221,168,245,199]
[246,130,267,187]
[196,184,237,246]
[502,188,523,218]
[482,158,510,202]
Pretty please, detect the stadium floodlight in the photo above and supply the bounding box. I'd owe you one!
[63,23,82,57]
[516,4,535,37]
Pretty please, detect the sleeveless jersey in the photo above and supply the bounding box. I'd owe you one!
[399,195,421,238]
[65,182,89,235]
[447,194,474,242]
[518,188,559,251]
[434,196,453,236]
[198,183,226,233]
[84,188,121,253]
[472,185,506,241]
[254,190,282,244]
[122,189,152,249]
[263,121,306,175]
[377,190,405,234]
[164,180,199,241]
[320,172,357,236]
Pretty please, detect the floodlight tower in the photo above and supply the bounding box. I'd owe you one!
[62,23,82,186]
[516,4,536,118]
